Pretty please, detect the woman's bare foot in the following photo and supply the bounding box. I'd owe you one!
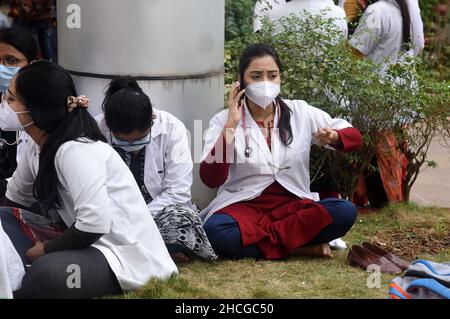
[291,243,334,258]
[170,252,190,264]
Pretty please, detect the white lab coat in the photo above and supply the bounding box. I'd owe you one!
[0,219,25,299]
[6,139,178,291]
[200,99,353,222]
[340,0,424,56]
[349,0,424,73]
[268,0,348,38]
[96,109,194,217]
[349,0,413,74]
[405,0,425,56]
[16,131,29,164]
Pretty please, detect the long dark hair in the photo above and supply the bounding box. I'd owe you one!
[0,27,38,62]
[396,0,411,48]
[102,76,153,134]
[239,43,293,146]
[367,0,411,48]
[15,61,106,209]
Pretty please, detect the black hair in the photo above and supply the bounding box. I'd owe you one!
[396,0,412,48]
[102,76,153,134]
[239,43,293,146]
[367,0,411,48]
[0,27,38,62]
[15,61,106,209]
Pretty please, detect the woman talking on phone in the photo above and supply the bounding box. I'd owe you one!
[200,44,363,260]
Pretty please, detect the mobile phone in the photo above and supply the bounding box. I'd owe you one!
[239,80,245,92]
[238,81,245,105]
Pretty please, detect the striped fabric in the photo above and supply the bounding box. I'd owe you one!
[1,207,65,244]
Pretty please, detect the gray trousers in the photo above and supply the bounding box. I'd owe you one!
[14,247,122,299]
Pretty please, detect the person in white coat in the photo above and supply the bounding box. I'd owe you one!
[349,0,423,65]
[348,0,421,208]
[0,61,178,298]
[405,0,425,56]
[340,0,424,55]
[267,0,348,38]
[263,0,349,201]
[200,44,363,260]
[97,77,217,264]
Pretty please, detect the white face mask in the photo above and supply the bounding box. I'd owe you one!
[118,143,148,153]
[0,64,20,95]
[245,81,280,109]
[111,132,151,153]
[0,99,32,131]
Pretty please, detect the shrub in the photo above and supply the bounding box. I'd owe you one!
[225,0,256,41]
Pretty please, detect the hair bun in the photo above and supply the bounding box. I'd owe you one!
[107,76,141,97]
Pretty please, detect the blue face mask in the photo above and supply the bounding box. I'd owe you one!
[111,132,151,153]
[0,64,20,94]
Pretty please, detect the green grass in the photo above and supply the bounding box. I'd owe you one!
[117,203,450,299]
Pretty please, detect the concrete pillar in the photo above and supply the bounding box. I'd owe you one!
[57,0,224,208]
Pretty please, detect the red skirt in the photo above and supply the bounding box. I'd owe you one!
[217,182,333,259]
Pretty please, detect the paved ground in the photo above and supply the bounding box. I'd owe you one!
[410,134,450,208]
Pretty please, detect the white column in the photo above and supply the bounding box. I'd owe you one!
[57,0,224,209]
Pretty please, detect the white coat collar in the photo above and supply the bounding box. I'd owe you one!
[242,99,281,129]
[150,110,164,140]
[242,99,284,171]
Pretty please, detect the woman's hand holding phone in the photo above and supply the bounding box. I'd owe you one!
[225,81,245,130]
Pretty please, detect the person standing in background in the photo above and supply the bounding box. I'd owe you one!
[340,0,424,55]
[9,0,53,61]
[268,0,348,39]
[348,0,420,208]
[50,0,57,62]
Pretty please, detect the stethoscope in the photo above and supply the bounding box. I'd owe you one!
[0,92,23,149]
[242,103,253,158]
[0,131,22,149]
[242,101,280,158]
